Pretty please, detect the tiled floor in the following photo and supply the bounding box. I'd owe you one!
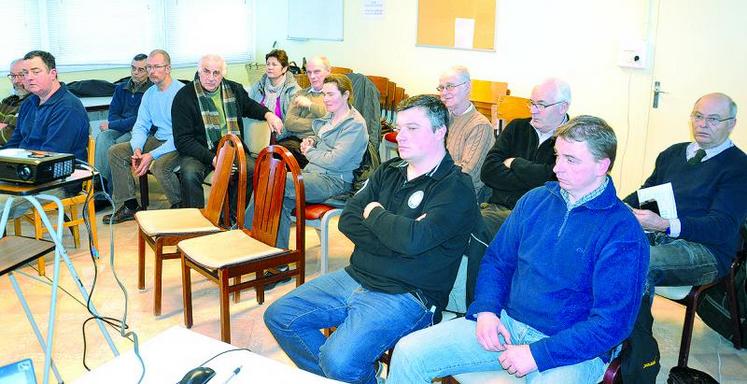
[1,205,746,383]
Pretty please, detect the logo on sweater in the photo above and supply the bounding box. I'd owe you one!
[408,190,424,209]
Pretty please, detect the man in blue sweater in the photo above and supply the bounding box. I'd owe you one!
[104,49,184,224]
[1,50,89,219]
[94,53,152,196]
[387,116,649,383]
[624,93,747,293]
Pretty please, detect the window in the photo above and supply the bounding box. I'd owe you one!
[1,0,254,72]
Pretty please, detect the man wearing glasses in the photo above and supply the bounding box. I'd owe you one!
[480,78,571,237]
[437,66,495,201]
[93,53,152,201]
[624,93,747,297]
[0,59,30,145]
[172,54,282,210]
[105,49,184,224]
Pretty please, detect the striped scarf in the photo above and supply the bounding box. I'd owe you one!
[193,72,240,150]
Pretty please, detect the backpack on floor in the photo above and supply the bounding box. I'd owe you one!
[667,366,718,384]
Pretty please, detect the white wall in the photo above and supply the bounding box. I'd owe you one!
[255,0,659,194]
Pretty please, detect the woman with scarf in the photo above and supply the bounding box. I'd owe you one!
[248,49,299,120]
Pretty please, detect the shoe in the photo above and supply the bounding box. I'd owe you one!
[94,199,112,213]
[103,205,141,224]
[263,265,292,290]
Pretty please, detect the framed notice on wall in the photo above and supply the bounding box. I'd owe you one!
[416,0,496,51]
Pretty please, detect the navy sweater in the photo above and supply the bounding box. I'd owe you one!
[468,180,649,371]
[624,143,747,276]
[5,84,89,161]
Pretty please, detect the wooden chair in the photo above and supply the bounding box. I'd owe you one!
[366,75,390,111]
[133,134,246,316]
[179,145,306,343]
[655,229,745,367]
[470,79,509,121]
[330,66,353,74]
[14,136,98,276]
[496,95,532,134]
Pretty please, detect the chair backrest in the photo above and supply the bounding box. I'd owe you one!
[496,95,532,132]
[202,134,242,226]
[294,73,310,89]
[331,66,353,74]
[249,145,305,250]
[366,75,389,110]
[470,79,509,103]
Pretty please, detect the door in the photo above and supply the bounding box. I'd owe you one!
[644,0,747,174]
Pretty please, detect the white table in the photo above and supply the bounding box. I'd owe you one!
[74,326,344,384]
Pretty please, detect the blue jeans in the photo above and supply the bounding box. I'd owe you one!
[387,312,607,384]
[263,269,434,384]
[646,232,719,295]
[244,171,348,248]
[94,129,131,188]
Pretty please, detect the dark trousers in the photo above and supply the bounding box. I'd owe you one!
[277,136,309,168]
[179,155,255,219]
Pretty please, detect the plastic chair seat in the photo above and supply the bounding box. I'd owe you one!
[655,286,692,301]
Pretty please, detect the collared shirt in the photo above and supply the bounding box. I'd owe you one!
[533,114,568,147]
[668,139,735,238]
[560,176,610,210]
[686,139,734,162]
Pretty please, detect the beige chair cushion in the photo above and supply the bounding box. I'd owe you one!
[135,208,220,237]
[178,229,285,269]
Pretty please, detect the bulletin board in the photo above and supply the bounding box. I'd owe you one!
[416,0,496,51]
[287,0,344,41]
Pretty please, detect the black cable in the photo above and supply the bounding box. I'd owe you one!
[71,160,145,381]
[197,348,254,367]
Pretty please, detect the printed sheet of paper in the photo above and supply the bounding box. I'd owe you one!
[637,182,678,219]
[454,18,475,49]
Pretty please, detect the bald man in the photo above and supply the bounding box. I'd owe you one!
[480,78,572,237]
[624,92,747,295]
[279,55,331,167]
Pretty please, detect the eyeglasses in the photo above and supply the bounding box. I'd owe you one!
[690,112,734,126]
[145,64,169,71]
[7,73,24,80]
[131,66,147,73]
[436,81,467,92]
[527,100,565,111]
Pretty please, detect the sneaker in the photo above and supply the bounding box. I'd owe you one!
[263,265,292,290]
[102,205,141,224]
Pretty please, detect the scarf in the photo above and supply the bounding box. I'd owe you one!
[193,72,240,150]
[261,73,286,118]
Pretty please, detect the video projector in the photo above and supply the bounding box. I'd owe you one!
[0,148,75,184]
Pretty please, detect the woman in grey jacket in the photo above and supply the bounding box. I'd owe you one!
[248,49,298,119]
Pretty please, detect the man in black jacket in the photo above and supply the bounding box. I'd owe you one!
[264,95,479,384]
[172,54,283,208]
[480,78,571,237]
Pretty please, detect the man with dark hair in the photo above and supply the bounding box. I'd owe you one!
[105,49,184,224]
[1,50,89,218]
[0,59,30,145]
[172,54,282,209]
[94,53,152,196]
[4,50,89,160]
[264,95,479,384]
[388,116,648,384]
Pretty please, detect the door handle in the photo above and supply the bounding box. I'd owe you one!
[653,81,668,108]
